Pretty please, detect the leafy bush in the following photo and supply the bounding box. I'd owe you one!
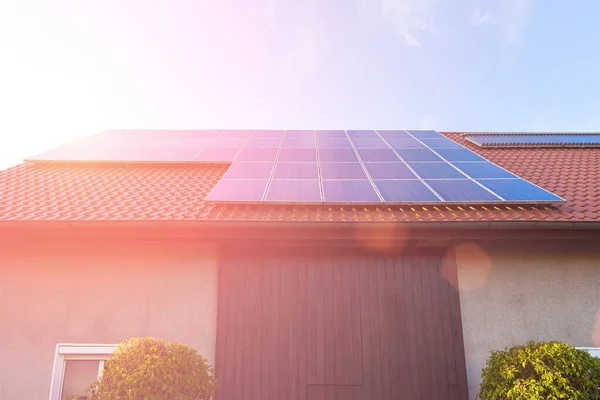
[478,341,600,399]
[87,337,217,400]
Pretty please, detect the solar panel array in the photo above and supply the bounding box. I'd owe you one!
[26,129,565,205]
[466,133,600,148]
[205,130,565,205]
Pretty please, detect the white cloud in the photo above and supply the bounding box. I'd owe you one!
[471,0,534,48]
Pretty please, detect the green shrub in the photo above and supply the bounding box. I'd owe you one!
[87,337,217,400]
[478,341,600,399]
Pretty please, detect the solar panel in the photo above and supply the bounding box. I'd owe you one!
[26,128,565,205]
[205,130,565,205]
[466,133,600,147]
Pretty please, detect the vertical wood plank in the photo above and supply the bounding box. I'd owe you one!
[269,260,281,400]
[215,262,230,400]
[376,258,392,400]
[402,257,421,399]
[393,258,412,399]
[279,258,291,400]
[242,258,263,400]
[288,259,300,400]
[298,259,308,400]
[322,258,336,384]
[349,258,363,386]
[439,254,459,387]
[420,255,440,399]
[332,258,344,384]
[260,259,273,400]
[428,255,449,396]
[359,257,374,399]
[411,256,431,399]
[232,259,247,400]
[307,262,318,385]
[385,258,401,400]
[367,258,383,400]
[315,258,326,384]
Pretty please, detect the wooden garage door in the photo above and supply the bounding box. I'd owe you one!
[215,252,468,400]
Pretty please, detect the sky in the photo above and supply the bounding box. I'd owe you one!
[1,0,600,169]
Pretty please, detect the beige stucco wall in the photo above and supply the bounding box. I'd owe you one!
[0,239,219,399]
[455,243,600,399]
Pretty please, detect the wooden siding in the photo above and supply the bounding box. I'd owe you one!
[215,252,468,400]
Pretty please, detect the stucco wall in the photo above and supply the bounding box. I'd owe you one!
[0,240,219,399]
[456,243,600,399]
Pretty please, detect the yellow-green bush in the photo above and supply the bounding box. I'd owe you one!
[87,337,216,400]
[478,341,600,399]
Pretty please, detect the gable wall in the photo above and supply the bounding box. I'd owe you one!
[456,243,600,399]
[0,239,219,399]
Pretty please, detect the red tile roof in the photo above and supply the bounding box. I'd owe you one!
[0,132,598,223]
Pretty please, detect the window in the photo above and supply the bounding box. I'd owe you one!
[578,347,600,359]
[49,343,116,400]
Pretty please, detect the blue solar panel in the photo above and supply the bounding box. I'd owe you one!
[395,149,442,161]
[407,130,443,139]
[426,180,500,202]
[322,180,380,202]
[265,180,321,202]
[385,138,425,149]
[466,133,600,147]
[452,162,516,179]
[364,163,416,179]
[375,180,439,202]
[319,149,359,162]
[434,148,485,162]
[273,163,319,179]
[476,179,563,202]
[357,149,401,162]
[41,129,562,205]
[408,162,465,179]
[278,148,318,162]
[320,163,367,179]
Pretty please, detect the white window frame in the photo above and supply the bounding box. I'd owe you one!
[577,346,600,359]
[49,343,117,400]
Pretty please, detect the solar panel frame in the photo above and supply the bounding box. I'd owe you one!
[465,132,600,148]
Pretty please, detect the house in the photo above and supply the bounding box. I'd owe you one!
[1,130,599,400]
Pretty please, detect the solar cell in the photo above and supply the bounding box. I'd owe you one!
[223,162,274,179]
[364,163,416,179]
[236,148,279,162]
[419,138,463,149]
[377,130,411,138]
[205,179,268,202]
[265,180,321,202]
[407,130,443,139]
[346,130,379,138]
[281,137,316,148]
[284,130,315,137]
[476,179,563,202]
[278,148,318,162]
[245,138,281,148]
[435,148,485,162]
[320,163,368,179]
[208,138,248,148]
[394,149,442,161]
[316,130,347,138]
[356,149,401,162]
[193,148,239,162]
[318,149,359,162]
[385,138,426,149]
[322,180,380,202]
[425,180,500,202]
[452,162,516,179]
[350,138,390,149]
[273,163,319,179]
[374,180,439,202]
[220,130,254,138]
[317,138,353,148]
[408,162,465,179]
[252,130,284,137]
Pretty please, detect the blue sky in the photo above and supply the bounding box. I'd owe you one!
[1,0,600,169]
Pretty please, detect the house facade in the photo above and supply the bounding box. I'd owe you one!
[1,131,599,399]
